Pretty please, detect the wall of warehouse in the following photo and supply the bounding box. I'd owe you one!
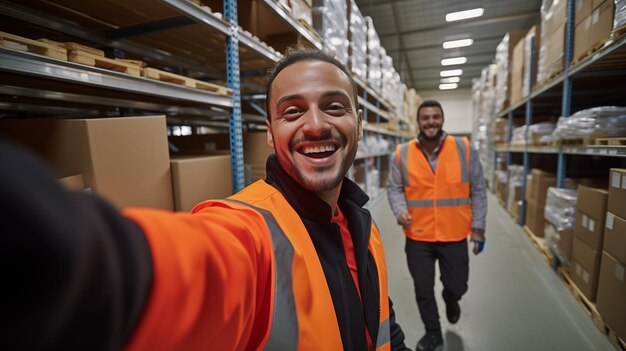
[418,89,472,135]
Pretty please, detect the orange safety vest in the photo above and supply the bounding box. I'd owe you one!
[395,136,471,242]
[221,180,392,351]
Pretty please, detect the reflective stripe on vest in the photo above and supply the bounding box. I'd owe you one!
[453,136,469,183]
[225,199,299,351]
[376,318,390,349]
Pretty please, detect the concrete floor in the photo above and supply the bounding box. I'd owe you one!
[369,191,614,351]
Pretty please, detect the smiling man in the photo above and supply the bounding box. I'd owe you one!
[387,100,488,351]
[1,47,410,351]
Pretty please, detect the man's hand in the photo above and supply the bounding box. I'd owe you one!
[397,212,412,229]
[470,229,485,255]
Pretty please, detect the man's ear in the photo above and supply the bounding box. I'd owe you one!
[357,109,363,141]
[266,119,275,149]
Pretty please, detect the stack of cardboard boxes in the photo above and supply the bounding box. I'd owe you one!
[0,116,273,212]
[569,185,609,302]
[574,0,615,63]
[510,25,540,106]
[596,168,626,341]
[525,169,557,237]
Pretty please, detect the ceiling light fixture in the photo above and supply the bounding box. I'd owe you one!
[441,77,460,83]
[441,57,467,66]
[443,39,474,49]
[439,83,458,90]
[445,8,484,22]
[440,69,463,77]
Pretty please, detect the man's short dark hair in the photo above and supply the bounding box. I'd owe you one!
[417,100,444,121]
[265,47,359,120]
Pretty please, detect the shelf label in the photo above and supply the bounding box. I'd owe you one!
[609,149,618,155]
[612,172,621,188]
[582,269,590,283]
[576,263,582,276]
[582,214,588,228]
[589,218,595,232]
[606,213,615,230]
[616,264,625,282]
[622,175,626,189]
[599,148,607,154]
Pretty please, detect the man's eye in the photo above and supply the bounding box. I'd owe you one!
[326,103,346,114]
[283,107,302,116]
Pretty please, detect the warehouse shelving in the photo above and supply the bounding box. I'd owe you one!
[490,0,626,229]
[0,0,407,194]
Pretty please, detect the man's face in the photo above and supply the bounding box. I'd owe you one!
[418,106,444,141]
[267,60,362,193]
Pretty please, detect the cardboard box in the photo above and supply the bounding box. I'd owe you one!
[545,24,565,76]
[169,132,273,185]
[570,237,602,301]
[589,0,615,51]
[0,116,173,210]
[574,16,593,62]
[525,169,556,205]
[559,228,575,264]
[576,185,608,221]
[604,212,626,264]
[543,0,568,36]
[609,169,626,219]
[510,38,525,105]
[574,210,607,250]
[170,154,232,212]
[526,198,546,237]
[576,0,594,25]
[58,174,88,192]
[596,251,626,340]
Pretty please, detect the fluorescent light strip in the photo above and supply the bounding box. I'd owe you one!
[440,69,463,77]
[446,8,484,22]
[441,57,467,66]
[443,39,473,49]
[441,77,460,83]
[439,83,458,90]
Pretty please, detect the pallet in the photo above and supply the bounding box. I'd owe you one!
[557,267,607,333]
[611,24,626,40]
[68,49,142,76]
[608,327,626,351]
[594,137,626,146]
[533,67,565,92]
[551,138,594,147]
[38,39,105,57]
[523,225,552,265]
[0,31,67,61]
[142,67,233,96]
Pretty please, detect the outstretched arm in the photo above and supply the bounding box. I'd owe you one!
[0,139,273,350]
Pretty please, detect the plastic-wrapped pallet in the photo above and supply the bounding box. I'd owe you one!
[349,0,367,81]
[381,53,394,103]
[312,0,348,64]
[365,16,382,94]
[615,0,626,30]
[551,106,626,140]
[544,187,578,265]
[538,0,567,84]
[495,32,525,112]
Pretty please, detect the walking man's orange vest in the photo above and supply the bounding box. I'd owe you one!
[394,135,471,242]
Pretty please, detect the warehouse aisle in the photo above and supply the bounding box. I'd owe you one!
[369,191,614,351]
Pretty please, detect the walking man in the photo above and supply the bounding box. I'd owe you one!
[387,100,487,351]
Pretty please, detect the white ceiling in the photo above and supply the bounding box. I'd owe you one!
[354,0,542,92]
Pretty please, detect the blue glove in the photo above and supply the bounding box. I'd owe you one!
[471,239,485,255]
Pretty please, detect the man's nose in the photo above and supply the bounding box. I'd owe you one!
[302,108,330,135]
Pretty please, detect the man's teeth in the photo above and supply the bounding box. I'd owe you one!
[303,145,336,154]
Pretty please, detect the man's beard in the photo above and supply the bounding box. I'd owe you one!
[419,128,443,142]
